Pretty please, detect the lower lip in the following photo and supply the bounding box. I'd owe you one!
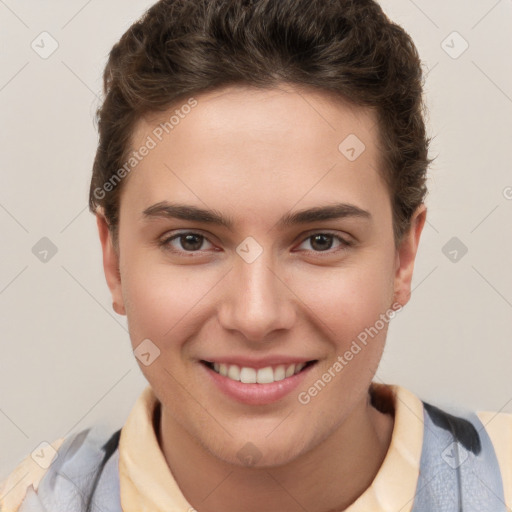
[201,362,316,405]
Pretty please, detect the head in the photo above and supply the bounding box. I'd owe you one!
[91,0,431,467]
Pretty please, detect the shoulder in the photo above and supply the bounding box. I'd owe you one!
[0,425,120,512]
[476,409,512,506]
[476,409,512,442]
[476,409,512,449]
[421,399,512,508]
[0,436,65,512]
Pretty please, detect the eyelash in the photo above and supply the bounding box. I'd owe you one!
[158,231,354,257]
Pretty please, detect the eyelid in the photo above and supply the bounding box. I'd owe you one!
[158,230,217,251]
[158,229,354,255]
[298,229,354,245]
[293,230,354,254]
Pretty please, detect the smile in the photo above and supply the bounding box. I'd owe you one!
[201,360,316,384]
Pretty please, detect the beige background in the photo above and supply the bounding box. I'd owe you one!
[1,0,511,478]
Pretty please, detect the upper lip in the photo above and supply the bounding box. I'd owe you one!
[200,356,317,370]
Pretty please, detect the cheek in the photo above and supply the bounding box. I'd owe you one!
[293,260,394,412]
[120,229,396,351]
[290,253,395,341]
[120,259,218,350]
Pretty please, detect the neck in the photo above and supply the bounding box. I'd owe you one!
[157,393,394,512]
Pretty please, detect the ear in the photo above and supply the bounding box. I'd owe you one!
[393,204,427,308]
[96,210,126,316]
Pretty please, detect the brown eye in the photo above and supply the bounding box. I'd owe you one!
[309,234,335,251]
[159,232,214,253]
[177,233,205,251]
[297,232,352,254]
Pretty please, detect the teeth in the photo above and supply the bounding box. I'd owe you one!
[256,366,274,384]
[273,365,286,381]
[210,361,309,383]
[227,364,240,381]
[240,367,257,383]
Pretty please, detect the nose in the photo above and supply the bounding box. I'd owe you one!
[218,250,296,343]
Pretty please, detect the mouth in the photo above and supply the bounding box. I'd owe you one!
[200,360,318,384]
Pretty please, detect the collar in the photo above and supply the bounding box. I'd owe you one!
[118,383,424,512]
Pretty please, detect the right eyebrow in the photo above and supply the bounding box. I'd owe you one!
[141,201,372,231]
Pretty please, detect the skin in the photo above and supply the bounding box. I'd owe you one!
[97,83,426,511]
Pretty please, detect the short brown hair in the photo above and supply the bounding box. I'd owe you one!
[89,0,433,249]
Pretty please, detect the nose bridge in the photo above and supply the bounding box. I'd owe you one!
[219,246,294,341]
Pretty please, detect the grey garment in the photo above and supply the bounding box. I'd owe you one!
[87,448,122,512]
[411,403,506,512]
[18,426,122,512]
[18,401,507,512]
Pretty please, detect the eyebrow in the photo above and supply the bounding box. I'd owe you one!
[141,201,372,230]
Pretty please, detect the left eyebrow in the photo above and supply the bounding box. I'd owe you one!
[141,201,372,230]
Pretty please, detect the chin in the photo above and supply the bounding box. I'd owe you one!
[207,430,312,469]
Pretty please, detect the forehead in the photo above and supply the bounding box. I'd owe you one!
[121,84,389,225]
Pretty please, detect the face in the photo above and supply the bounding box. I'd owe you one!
[98,83,425,467]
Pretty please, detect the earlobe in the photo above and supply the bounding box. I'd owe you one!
[112,301,125,315]
[393,204,427,308]
[96,211,126,316]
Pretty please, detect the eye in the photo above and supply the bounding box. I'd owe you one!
[159,231,216,254]
[296,232,353,254]
[158,230,353,257]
